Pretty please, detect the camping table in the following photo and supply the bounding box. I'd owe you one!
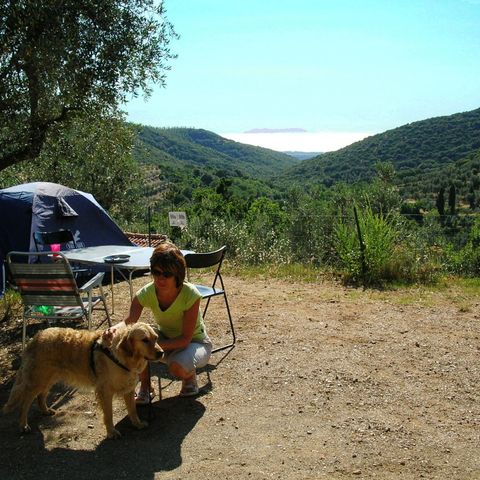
[64,245,193,314]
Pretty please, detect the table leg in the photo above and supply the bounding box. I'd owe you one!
[129,271,134,300]
[110,266,115,314]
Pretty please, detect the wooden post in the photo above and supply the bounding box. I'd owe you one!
[147,205,152,247]
[353,206,367,287]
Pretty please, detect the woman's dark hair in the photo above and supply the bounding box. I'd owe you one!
[149,242,186,288]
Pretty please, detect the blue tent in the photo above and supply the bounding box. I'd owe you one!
[0,182,133,295]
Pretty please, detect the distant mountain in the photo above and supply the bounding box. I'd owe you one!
[134,126,297,178]
[284,151,323,161]
[277,108,480,187]
[245,128,307,133]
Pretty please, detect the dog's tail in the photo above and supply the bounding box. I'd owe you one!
[2,367,25,414]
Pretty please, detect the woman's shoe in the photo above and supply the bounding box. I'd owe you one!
[135,389,155,405]
[180,376,199,397]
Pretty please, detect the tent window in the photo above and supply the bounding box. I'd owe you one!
[57,198,78,217]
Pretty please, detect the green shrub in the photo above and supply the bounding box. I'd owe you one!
[181,216,291,266]
[334,206,397,285]
[381,244,441,284]
[0,289,22,324]
[444,216,480,276]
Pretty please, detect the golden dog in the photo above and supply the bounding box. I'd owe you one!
[3,322,163,438]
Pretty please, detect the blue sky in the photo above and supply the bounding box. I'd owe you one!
[125,0,480,152]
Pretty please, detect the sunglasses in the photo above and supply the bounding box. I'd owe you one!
[150,269,174,279]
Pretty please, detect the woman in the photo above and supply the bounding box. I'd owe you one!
[106,241,212,401]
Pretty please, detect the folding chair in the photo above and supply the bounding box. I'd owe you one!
[6,251,111,350]
[33,229,87,276]
[33,229,78,251]
[184,246,235,353]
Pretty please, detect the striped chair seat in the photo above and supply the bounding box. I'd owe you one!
[7,251,111,349]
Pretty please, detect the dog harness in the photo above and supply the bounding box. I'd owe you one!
[90,341,130,376]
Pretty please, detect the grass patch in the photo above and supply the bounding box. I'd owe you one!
[226,263,480,301]
[361,276,480,308]
[225,262,333,283]
[0,289,22,324]
[454,277,480,294]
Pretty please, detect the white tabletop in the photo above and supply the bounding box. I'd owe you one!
[64,245,194,270]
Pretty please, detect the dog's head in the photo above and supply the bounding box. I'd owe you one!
[117,323,164,364]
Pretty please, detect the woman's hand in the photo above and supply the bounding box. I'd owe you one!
[102,326,117,347]
[102,298,143,346]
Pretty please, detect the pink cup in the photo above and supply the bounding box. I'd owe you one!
[50,244,61,252]
[50,243,61,259]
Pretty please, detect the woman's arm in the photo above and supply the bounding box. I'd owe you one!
[102,296,144,344]
[125,296,144,325]
[158,299,200,351]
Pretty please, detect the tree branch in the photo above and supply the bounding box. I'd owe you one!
[0,105,78,171]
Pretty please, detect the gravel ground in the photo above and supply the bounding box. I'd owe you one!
[1,274,479,479]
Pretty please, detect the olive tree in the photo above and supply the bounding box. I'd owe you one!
[0,0,177,171]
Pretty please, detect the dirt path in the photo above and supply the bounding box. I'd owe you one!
[1,275,479,479]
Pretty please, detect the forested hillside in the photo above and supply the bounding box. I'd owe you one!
[400,148,480,204]
[131,110,480,210]
[277,108,480,189]
[135,126,299,178]
[133,110,480,210]
[132,125,298,205]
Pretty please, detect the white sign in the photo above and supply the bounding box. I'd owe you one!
[168,211,188,228]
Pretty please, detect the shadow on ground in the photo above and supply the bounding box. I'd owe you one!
[0,393,206,480]
[0,349,233,480]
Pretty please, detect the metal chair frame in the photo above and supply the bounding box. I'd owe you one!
[1,262,5,298]
[184,245,235,353]
[6,251,111,350]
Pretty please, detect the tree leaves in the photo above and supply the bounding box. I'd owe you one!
[0,0,177,170]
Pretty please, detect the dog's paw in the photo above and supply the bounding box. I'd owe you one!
[135,419,148,430]
[107,428,122,439]
[20,424,31,434]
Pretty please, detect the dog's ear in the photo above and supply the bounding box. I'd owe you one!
[119,333,134,357]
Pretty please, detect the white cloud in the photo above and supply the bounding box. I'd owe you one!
[220,131,373,153]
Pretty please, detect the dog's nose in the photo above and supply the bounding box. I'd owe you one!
[155,350,164,359]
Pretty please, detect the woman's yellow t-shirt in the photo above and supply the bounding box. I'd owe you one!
[136,281,207,342]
